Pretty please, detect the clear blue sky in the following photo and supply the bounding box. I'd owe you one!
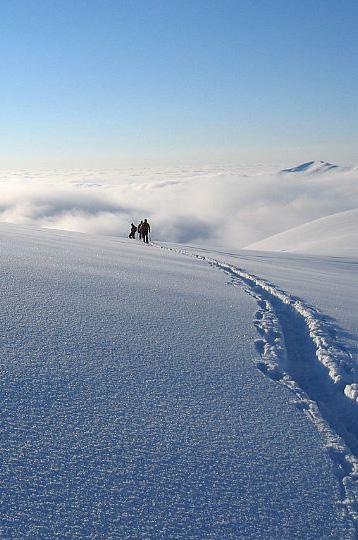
[1,0,357,168]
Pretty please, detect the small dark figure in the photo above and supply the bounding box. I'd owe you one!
[141,218,151,244]
[138,221,143,240]
[129,223,137,239]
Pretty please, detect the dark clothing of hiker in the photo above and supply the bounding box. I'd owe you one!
[138,221,143,240]
[141,219,150,244]
[129,223,137,239]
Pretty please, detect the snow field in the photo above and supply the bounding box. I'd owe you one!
[0,224,352,538]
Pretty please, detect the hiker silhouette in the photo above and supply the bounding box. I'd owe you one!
[141,219,151,243]
[129,223,137,239]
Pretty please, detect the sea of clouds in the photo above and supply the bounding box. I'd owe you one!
[0,164,357,248]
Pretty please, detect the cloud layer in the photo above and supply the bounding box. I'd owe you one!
[0,164,357,248]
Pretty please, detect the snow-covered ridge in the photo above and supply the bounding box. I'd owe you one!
[245,208,358,257]
[280,160,342,174]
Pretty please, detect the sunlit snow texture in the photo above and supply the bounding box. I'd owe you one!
[0,224,350,538]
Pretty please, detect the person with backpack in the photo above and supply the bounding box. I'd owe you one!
[137,221,143,240]
[141,219,151,243]
[129,223,137,239]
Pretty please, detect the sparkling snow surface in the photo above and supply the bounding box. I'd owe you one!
[0,225,352,538]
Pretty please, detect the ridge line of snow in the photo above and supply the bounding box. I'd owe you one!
[280,160,341,174]
[245,207,358,256]
[155,243,358,530]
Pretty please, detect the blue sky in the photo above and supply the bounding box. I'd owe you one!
[1,0,357,167]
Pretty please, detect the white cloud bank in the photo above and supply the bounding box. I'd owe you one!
[0,163,357,248]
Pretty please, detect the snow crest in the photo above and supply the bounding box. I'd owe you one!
[245,208,358,257]
[280,160,341,174]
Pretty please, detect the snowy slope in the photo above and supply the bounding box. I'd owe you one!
[280,160,342,174]
[0,223,353,538]
[163,240,358,535]
[245,208,358,256]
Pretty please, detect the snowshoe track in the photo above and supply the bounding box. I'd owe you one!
[157,244,358,534]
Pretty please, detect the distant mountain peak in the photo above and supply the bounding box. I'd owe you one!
[281,161,339,174]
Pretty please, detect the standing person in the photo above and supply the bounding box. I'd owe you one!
[138,221,143,240]
[128,223,137,239]
[141,218,151,244]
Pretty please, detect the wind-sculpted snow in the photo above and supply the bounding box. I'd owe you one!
[0,224,351,538]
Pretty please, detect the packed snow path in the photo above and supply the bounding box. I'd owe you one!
[163,243,358,535]
[0,225,353,538]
